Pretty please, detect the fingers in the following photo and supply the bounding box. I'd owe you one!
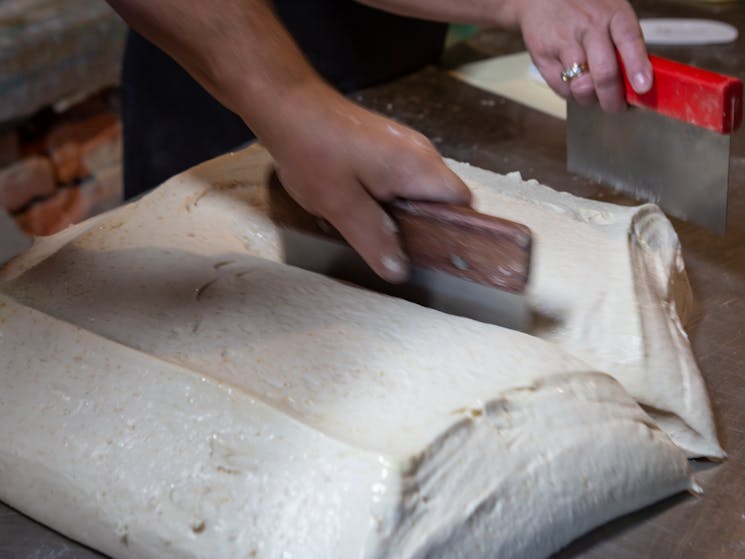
[399,156,472,206]
[279,167,409,283]
[609,8,653,94]
[582,31,625,112]
[323,179,411,284]
[523,0,651,110]
[346,130,473,282]
[558,47,597,107]
[365,157,471,205]
[308,141,472,283]
[533,55,571,100]
[271,98,473,284]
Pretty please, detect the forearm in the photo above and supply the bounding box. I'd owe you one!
[354,0,519,28]
[106,0,331,140]
[107,0,473,283]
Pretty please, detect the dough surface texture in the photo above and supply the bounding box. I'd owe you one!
[456,163,721,459]
[0,146,708,558]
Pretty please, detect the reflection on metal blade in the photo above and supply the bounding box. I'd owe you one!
[567,101,730,233]
[0,209,31,267]
[281,228,530,332]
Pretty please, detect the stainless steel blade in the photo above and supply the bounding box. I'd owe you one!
[567,101,731,232]
[0,209,31,267]
[281,228,530,332]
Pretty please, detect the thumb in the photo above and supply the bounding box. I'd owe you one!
[403,156,473,205]
[360,131,472,206]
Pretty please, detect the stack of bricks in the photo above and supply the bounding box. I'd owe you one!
[1,0,126,237]
[0,92,123,236]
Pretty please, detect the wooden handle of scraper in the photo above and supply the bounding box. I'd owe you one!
[388,200,531,294]
[619,53,743,134]
[268,171,531,294]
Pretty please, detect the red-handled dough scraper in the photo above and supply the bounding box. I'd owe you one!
[567,54,743,232]
[269,175,532,331]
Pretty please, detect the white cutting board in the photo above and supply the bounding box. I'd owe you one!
[450,51,566,120]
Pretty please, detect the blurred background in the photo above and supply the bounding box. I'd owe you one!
[1,0,125,237]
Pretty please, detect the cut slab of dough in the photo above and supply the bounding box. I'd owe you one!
[0,292,692,559]
[455,162,722,459]
[0,145,710,558]
[2,145,719,459]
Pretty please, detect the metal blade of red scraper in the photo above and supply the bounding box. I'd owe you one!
[567,54,743,232]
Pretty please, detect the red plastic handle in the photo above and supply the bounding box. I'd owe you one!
[620,54,743,134]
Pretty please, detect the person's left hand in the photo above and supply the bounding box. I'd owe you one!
[516,0,652,112]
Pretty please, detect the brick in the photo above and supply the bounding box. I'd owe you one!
[45,112,118,183]
[0,129,20,167]
[70,112,118,142]
[57,187,91,232]
[15,186,91,236]
[79,164,123,216]
[80,121,122,177]
[48,139,80,184]
[45,121,82,184]
[62,90,116,121]
[0,156,56,213]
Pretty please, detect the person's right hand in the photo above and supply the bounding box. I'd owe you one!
[516,0,652,112]
[257,84,472,283]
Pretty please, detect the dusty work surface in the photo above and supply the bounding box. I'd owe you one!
[2,0,744,557]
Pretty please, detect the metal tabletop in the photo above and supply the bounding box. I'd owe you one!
[2,0,745,556]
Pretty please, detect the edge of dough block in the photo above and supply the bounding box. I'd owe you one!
[0,295,694,558]
[0,144,716,557]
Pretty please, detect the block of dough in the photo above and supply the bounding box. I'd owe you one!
[2,145,720,459]
[0,289,693,559]
[457,163,722,459]
[0,146,700,558]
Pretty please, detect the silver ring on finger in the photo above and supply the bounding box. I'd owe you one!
[560,62,589,83]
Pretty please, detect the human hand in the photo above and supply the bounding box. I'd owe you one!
[104,0,468,283]
[258,85,472,283]
[516,0,652,112]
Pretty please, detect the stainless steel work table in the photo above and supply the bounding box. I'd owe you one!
[2,0,744,556]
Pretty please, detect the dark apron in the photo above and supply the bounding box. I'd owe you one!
[122,0,447,198]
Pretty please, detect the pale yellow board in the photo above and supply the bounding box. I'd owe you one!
[450,51,566,120]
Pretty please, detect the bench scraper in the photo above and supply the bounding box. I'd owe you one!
[269,175,532,331]
[567,54,743,232]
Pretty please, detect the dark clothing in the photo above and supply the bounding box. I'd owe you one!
[122,36,249,199]
[273,1,447,92]
[122,1,447,198]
